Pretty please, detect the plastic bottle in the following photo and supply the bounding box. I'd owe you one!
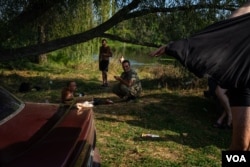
[141,133,160,138]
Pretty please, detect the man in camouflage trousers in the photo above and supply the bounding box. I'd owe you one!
[113,60,142,101]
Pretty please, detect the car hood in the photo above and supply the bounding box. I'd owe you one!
[0,102,95,167]
[1,102,59,145]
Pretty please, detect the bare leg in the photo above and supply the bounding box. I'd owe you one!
[228,1,250,151]
[230,107,250,150]
[102,71,108,85]
[215,86,232,126]
[102,71,105,85]
[216,111,227,125]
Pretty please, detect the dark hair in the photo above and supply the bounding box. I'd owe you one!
[66,81,75,87]
[122,60,130,66]
[101,39,107,43]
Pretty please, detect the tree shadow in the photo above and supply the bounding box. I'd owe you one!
[1,69,230,150]
[94,92,230,150]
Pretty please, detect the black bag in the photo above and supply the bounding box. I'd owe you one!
[19,82,31,92]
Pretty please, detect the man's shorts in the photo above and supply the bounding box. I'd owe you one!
[99,60,109,72]
[228,88,250,106]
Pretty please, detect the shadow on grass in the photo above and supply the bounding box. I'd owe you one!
[95,92,231,150]
[1,68,230,151]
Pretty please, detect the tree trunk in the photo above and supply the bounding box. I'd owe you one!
[37,25,47,64]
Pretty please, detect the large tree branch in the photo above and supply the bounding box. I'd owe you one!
[1,0,64,42]
[100,33,160,48]
[124,4,237,20]
[0,0,238,61]
[0,0,142,61]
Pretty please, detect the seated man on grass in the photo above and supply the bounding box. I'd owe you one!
[61,81,86,105]
[112,60,142,102]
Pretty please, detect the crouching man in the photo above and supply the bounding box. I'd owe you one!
[112,60,142,101]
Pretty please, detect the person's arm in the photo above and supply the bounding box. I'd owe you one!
[74,96,89,102]
[114,76,133,87]
[103,46,112,58]
[107,46,112,57]
[229,1,250,18]
[65,96,92,105]
[61,90,74,105]
[99,47,102,61]
[149,45,168,57]
[115,71,135,87]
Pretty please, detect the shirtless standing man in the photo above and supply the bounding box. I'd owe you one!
[99,39,112,87]
[227,1,250,151]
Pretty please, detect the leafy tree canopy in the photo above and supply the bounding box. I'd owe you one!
[0,0,243,61]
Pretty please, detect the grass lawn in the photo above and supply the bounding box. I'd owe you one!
[94,88,230,167]
[0,61,231,167]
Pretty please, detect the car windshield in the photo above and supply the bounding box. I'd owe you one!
[0,87,24,125]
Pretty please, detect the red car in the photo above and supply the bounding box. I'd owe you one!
[0,86,100,167]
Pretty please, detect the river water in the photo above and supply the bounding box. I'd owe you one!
[93,46,175,67]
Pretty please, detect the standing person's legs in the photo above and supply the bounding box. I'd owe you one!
[229,106,250,150]
[228,88,250,150]
[102,60,109,86]
[102,70,107,85]
[215,86,232,126]
[99,61,104,85]
[100,60,109,86]
[214,111,227,127]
